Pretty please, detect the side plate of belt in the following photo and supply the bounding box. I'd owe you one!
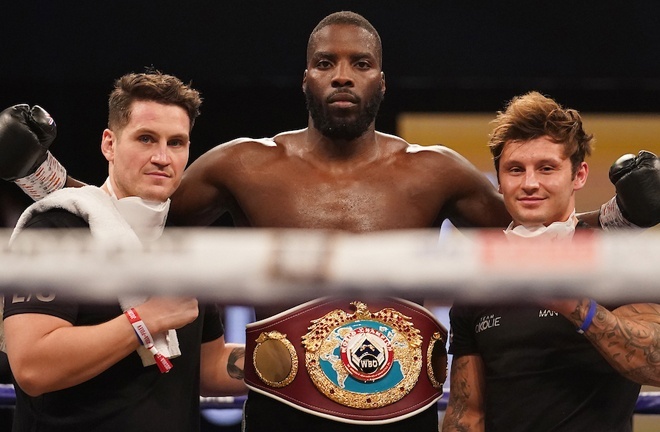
[244,297,448,424]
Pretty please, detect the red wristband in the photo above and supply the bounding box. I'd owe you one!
[124,308,173,373]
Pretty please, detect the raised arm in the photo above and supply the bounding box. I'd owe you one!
[168,141,243,226]
[442,354,486,432]
[423,145,511,228]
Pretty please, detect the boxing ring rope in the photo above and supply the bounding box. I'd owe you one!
[2,228,660,416]
[1,228,659,303]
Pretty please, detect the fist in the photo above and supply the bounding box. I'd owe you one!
[0,104,57,181]
[610,150,660,227]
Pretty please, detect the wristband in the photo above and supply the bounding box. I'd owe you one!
[577,299,598,334]
[124,308,173,373]
[599,197,639,231]
[14,151,67,201]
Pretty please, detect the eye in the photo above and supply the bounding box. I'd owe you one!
[507,166,523,174]
[168,139,185,147]
[316,60,332,69]
[355,60,371,69]
[138,135,154,144]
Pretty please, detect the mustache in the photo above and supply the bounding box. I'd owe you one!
[326,89,360,104]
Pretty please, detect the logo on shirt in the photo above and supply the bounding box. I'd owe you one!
[475,314,501,334]
[11,293,56,303]
[538,309,559,318]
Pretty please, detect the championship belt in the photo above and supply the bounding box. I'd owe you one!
[244,297,448,424]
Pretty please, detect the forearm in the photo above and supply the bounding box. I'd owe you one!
[554,299,660,385]
[65,175,87,188]
[200,340,247,396]
[5,314,140,396]
[576,210,601,229]
[442,356,485,432]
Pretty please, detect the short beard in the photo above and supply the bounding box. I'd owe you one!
[305,88,384,141]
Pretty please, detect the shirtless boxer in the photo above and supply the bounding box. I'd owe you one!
[1,11,658,432]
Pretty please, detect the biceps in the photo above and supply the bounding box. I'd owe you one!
[3,313,72,360]
[448,176,509,229]
[171,166,229,226]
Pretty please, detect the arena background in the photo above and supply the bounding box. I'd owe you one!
[1,1,659,431]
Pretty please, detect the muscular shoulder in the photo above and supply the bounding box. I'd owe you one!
[405,143,470,162]
[393,141,482,176]
[194,135,294,170]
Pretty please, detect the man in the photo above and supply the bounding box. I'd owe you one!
[0,11,658,432]
[442,92,660,432]
[1,71,246,432]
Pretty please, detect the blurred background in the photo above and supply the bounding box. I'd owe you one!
[2,1,660,214]
[2,1,659,430]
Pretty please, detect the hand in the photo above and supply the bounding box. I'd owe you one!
[0,104,57,181]
[134,297,199,333]
[601,150,660,228]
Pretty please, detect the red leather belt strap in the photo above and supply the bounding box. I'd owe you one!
[244,297,447,424]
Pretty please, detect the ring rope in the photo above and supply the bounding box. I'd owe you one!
[1,228,659,303]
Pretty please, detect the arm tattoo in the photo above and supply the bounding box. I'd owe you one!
[579,302,660,385]
[227,347,245,380]
[443,357,473,432]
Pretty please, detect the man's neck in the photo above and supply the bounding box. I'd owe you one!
[305,125,381,163]
[505,211,578,240]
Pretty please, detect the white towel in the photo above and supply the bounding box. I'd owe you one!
[2,186,180,366]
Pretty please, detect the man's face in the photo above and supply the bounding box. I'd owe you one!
[101,100,190,202]
[498,136,588,227]
[303,24,385,140]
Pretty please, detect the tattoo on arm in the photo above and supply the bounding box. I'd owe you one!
[577,302,660,385]
[443,357,472,432]
[227,347,245,380]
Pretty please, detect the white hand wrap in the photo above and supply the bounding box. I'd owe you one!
[599,196,640,231]
[14,151,67,200]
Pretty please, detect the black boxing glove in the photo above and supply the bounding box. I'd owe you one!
[600,150,660,229]
[0,104,66,200]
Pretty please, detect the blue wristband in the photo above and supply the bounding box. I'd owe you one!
[577,299,597,334]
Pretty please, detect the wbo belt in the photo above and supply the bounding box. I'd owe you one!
[244,297,448,424]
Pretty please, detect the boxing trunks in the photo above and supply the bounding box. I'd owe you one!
[244,297,447,424]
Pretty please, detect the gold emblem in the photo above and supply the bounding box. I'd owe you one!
[253,331,298,388]
[426,332,448,390]
[302,301,422,409]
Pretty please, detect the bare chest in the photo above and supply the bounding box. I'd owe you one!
[231,165,443,231]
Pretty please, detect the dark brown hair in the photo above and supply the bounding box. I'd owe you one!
[108,70,202,132]
[489,91,594,176]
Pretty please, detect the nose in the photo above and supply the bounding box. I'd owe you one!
[521,170,539,191]
[151,142,171,166]
[332,61,354,88]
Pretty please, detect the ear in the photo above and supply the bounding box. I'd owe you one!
[573,162,589,191]
[380,71,386,93]
[101,129,115,163]
[497,183,502,194]
[302,69,308,91]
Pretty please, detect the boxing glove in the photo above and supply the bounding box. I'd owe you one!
[600,150,660,229]
[0,104,66,200]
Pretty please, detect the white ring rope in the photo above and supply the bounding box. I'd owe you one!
[1,228,659,304]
